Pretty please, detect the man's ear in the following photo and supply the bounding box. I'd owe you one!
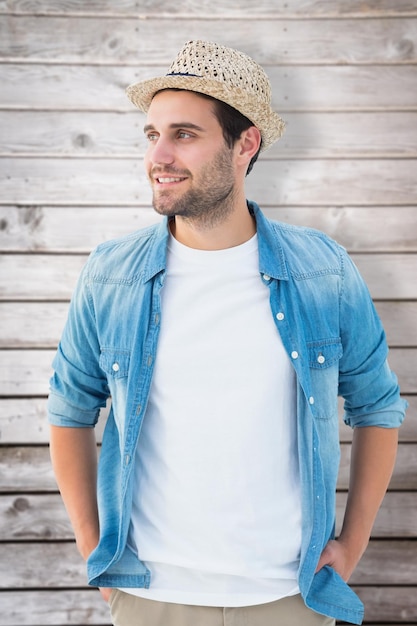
[236,126,262,163]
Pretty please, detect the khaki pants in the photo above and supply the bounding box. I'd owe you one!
[109,590,336,626]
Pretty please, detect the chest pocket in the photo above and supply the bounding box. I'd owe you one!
[99,349,130,380]
[307,339,343,419]
[99,349,131,440]
[308,339,343,370]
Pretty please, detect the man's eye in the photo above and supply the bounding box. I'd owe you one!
[178,131,192,139]
[146,133,158,142]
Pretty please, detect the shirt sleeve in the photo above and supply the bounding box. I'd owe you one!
[338,248,407,428]
[47,257,110,428]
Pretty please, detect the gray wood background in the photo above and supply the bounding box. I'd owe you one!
[0,1,416,624]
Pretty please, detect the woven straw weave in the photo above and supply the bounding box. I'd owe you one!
[126,40,285,150]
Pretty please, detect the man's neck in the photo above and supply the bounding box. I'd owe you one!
[170,201,256,251]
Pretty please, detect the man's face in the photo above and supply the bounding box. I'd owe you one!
[144,90,237,223]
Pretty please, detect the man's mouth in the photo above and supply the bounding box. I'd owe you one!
[156,177,186,184]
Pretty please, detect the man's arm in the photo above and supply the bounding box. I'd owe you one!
[316,425,398,581]
[49,426,113,602]
[50,425,111,602]
[50,425,100,559]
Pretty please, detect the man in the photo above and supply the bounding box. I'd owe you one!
[48,40,407,626]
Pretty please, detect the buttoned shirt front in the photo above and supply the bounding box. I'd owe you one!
[48,202,407,625]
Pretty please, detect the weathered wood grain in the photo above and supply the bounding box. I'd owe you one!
[0,254,87,300]
[2,158,417,206]
[0,398,108,443]
[1,491,415,542]
[2,206,416,254]
[0,542,86,589]
[0,301,69,347]
[1,157,145,205]
[0,206,161,253]
[0,540,415,588]
[0,588,414,626]
[339,395,417,443]
[1,301,415,349]
[2,64,416,111]
[2,111,417,159]
[1,16,416,65]
[1,395,414,446]
[0,398,50,443]
[0,393,414,446]
[337,492,417,538]
[1,0,416,18]
[0,590,111,626]
[275,111,417,158]
[1,442,415,492]
[0,110,144,157]
[1,253,416,301]
[265,207,417,253]
[0,446,59,492]
[374,302,417,347]
[0,494,73,540]
[350,254,417,300]
[0,346,415,397]
[0,8,415,625]
[0,349,57,396]
[355,587,417,623]
[338,442,417,491]
[246,160,417,207]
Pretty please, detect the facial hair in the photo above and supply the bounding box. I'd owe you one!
[150,143,236,229]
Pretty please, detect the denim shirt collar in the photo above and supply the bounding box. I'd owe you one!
[143,201,289,282]
[141,219,170,283]
[249,201,289,280]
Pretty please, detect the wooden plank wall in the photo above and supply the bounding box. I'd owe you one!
[0,1,416,624]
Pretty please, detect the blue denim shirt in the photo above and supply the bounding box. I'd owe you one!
[48,202,406,624]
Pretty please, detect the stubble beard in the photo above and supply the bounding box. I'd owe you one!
[151,145,237,229]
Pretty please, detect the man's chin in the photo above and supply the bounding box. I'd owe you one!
[153,203,177,217]
[152,190,178,216]
[152,195,188,217]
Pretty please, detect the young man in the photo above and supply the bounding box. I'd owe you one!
[48,41,407,626]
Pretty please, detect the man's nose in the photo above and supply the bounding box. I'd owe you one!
[150,137,175,165]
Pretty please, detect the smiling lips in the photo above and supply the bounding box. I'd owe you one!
[156,176,187,184]
[151,166,190,185]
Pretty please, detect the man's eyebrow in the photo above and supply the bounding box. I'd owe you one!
[143,122,206,133]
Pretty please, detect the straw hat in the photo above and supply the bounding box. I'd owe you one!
[126,40,285,151]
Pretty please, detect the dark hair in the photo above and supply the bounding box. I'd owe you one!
[154,89,262,175]
[199,93,262,176]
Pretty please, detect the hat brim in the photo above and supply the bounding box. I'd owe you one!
[126,74,285,151]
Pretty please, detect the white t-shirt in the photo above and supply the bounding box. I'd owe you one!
[123,232,301,606]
